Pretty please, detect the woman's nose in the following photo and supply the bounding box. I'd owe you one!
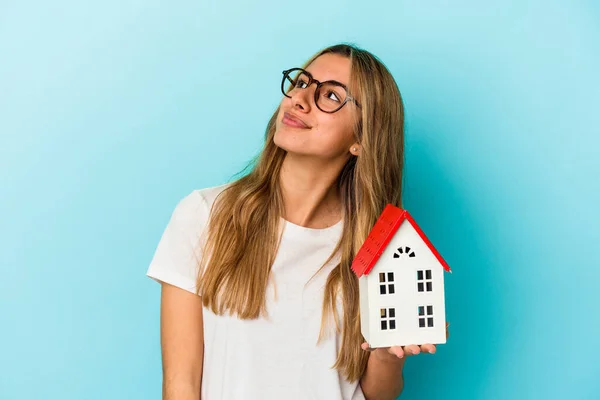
[291,87,314,112]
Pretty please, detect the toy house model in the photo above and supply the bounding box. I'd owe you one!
[351,204,452,348]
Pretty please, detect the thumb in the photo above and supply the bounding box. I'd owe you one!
[361,342,375,352]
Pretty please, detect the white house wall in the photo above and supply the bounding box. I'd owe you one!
[366,219,447,347]
[359,275,370,343]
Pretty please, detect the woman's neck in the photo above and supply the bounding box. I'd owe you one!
[279,153,345,229]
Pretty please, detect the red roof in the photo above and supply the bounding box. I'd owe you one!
[351,204,452,277]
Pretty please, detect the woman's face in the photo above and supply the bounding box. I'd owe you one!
[274,53,360,159]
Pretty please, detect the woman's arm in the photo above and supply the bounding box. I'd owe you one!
[359,350,406,400]
[359,338,441,400]
[160,282,204,400]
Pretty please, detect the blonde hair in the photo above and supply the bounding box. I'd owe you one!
[197,43,404,382]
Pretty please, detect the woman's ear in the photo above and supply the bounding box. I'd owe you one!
[349,144,361,156]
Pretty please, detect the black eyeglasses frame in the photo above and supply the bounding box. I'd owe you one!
[281,67,361,113]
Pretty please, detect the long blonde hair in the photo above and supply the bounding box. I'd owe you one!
[197,43,404,382]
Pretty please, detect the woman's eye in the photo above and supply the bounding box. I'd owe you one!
[295,79,308,89]
[325,91,340,102]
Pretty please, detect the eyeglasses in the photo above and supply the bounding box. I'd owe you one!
[281,68,361,113]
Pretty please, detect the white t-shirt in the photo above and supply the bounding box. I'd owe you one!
[146,183,366,400]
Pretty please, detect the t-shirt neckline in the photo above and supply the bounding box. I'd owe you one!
[280,216,343,237]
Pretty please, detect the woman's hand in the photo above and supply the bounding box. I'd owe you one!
[361,322,450,360]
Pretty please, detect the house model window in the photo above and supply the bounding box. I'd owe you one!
[379,272,395,294]
[380,307,396,330]
[418,305,434,328]
[417,269,433,292]
[394,246,415,258]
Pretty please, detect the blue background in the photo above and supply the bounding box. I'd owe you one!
[1,1,598,399]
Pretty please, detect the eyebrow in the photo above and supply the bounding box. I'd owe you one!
[306,70,349,89]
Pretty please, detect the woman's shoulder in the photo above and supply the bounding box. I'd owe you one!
[193,181,232,204]
[175,181,232,217]
[186,181,232,210]
[155,182,232,249]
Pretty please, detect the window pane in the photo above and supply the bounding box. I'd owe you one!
[418,306,424,316]
[388,284,395,294]
[417,270,423,280]
[419,318,425,328]
[418,282,424,292]
[380,308,386,318]
[381,320,387,330]
[389,308,395,318]
[428,317,434,327]
[426,270,432,279]
[388,272,394,282]
[390,320,396,329]
[379,272,385,282]
[427,305,433,315]
[426,281,433,292]
[380,285,386,295]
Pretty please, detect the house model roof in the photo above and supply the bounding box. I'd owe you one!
[351,204,452,277]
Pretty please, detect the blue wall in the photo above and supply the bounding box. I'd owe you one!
[1,1,598,399]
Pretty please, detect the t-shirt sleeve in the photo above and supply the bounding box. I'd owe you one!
[146,190,210,295]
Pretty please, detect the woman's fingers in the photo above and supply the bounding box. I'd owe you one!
[361,342,375,352]
[421,343,436,354]
[404,344,420,356]
[388,346,405,358]
[362,342,438,356]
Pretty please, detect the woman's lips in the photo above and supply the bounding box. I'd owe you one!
[282,112,310,129]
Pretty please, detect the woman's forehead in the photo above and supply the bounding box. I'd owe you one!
[306,54,351,85]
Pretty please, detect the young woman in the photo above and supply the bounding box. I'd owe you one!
[147,43,446,400]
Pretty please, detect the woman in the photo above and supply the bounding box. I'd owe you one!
[147,43,444,400]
